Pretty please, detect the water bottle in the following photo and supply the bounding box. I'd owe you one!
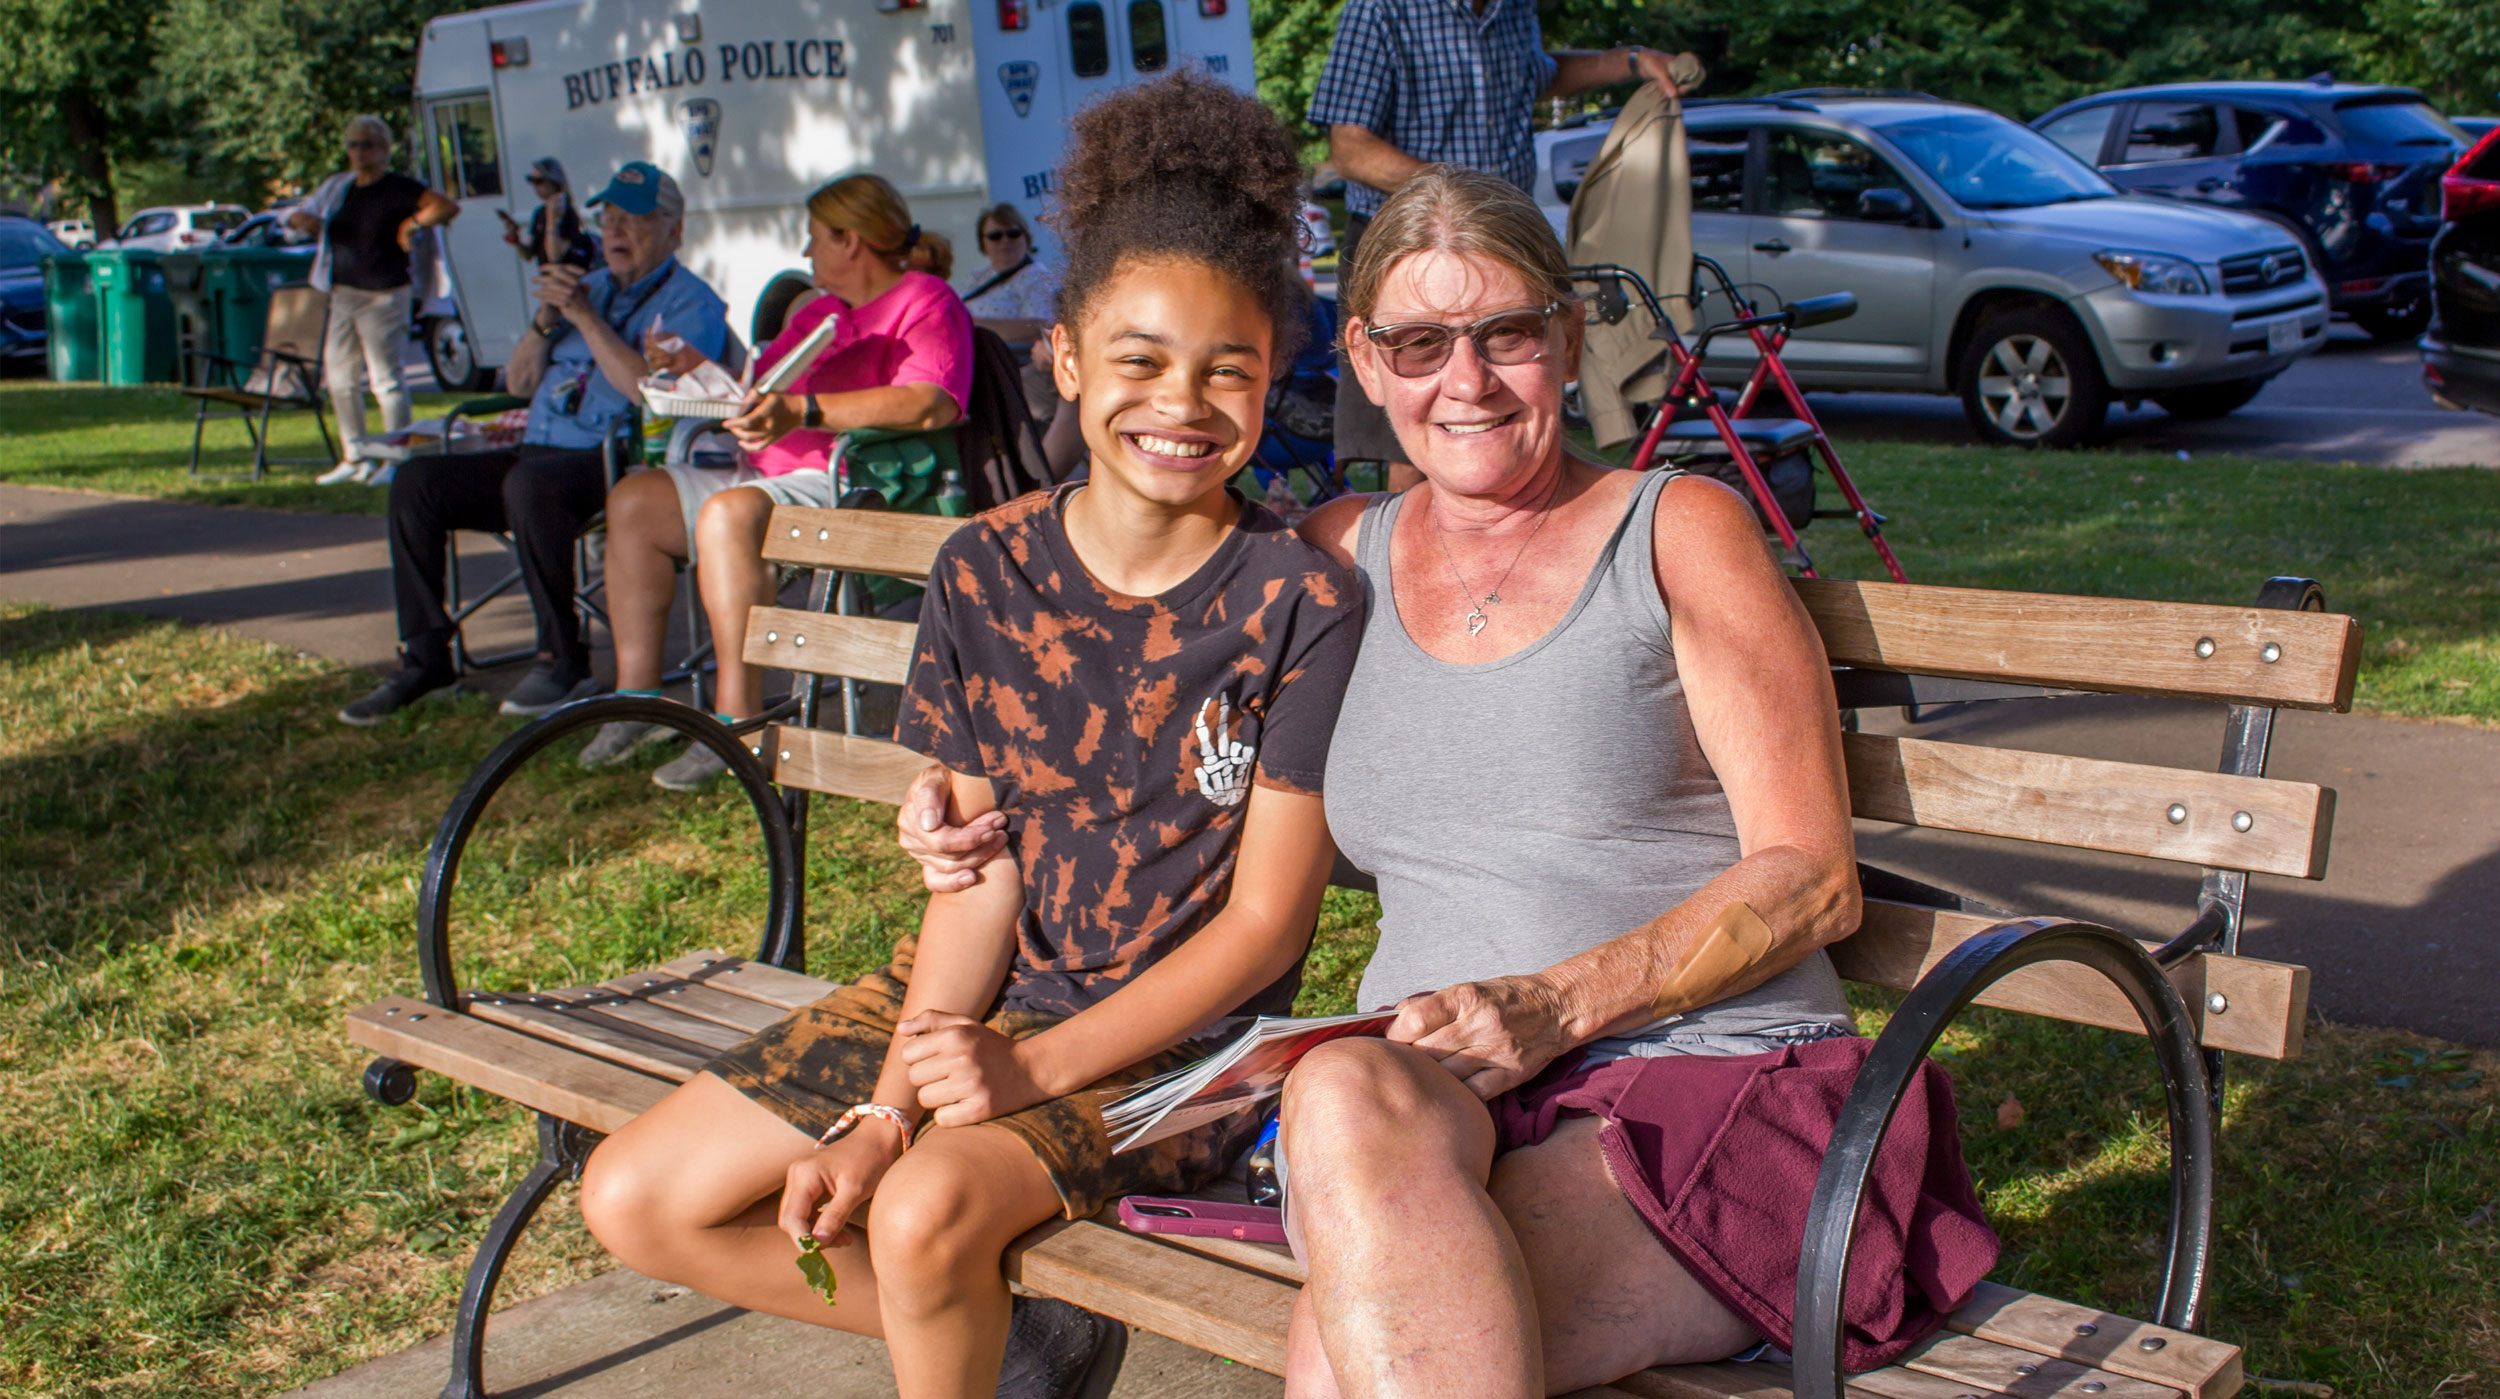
[936,467,970,518]
[1246,1109,1283,1208]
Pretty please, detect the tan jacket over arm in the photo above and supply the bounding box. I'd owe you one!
[1566,65,1703,449]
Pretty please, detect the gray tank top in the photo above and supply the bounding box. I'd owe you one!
[1324,469,1851,1045]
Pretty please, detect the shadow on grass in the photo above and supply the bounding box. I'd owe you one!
[0,604,927,1394]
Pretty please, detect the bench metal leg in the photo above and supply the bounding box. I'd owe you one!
[442,1112,601,1399]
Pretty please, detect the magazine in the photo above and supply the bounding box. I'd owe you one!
[1103,1010,1396,1153]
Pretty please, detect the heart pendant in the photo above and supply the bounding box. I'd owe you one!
[1466,607,1489,637]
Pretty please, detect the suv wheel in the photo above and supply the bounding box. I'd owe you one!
[2154,376,2269,421]
[1958,309,2109,448]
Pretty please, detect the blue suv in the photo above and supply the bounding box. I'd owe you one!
[2032,80,2471,339]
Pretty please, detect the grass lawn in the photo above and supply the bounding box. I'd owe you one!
[3,601,2495,1396]
[0,381,470,517]
[9,380,2496,722]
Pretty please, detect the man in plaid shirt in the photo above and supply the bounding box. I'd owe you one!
[1309,0,1695,480]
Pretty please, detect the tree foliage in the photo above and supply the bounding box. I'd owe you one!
[1251,0,2500,155]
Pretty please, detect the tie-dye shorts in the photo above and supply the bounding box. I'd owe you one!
[703,936,1262,1220]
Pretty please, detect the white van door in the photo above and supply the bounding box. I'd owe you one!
[422,92,530,387]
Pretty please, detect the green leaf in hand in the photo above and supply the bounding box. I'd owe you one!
[795,1234,838,1307]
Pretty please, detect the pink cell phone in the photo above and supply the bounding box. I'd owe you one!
[1117,1196,1287,1244]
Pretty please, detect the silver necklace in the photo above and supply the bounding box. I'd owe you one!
[1431,473,1562,638]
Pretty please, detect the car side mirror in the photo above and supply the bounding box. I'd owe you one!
[1856,188,1917,224]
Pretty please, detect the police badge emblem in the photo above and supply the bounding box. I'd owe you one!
[998,62,1039,119]
[681,99,722,178]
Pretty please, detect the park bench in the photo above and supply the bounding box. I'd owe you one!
[347,502,2360,1399]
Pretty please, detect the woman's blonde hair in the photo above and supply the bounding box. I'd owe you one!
[1338,165,1576,333]
[976,201,1031,243]
[909,229,955,281]
[806,173,919,270]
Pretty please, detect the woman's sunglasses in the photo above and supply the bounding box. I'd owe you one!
[983,227,1026,242]
[1359,303,1564,378]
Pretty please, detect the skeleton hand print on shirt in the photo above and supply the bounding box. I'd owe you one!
[1192,693,1256,808]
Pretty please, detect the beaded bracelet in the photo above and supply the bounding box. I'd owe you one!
[819,1102,915,1150]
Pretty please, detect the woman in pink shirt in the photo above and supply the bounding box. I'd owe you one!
[587,174,975,790]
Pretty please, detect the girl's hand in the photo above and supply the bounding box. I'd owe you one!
[1387,975,1575,1099]
[777,1120,908,1246]
[896,764,1009,894]
[725,392,801,450]
[898,1012,1049,1126]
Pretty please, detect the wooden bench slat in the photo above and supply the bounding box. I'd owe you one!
[1946,1282,2241,1399]
[742,608,918,685]
[1844,733,2334,879]
[1836,900,2310,1059]
[1795,578,2361,711]
[766,726,933,805]
[346,996,668,1136]
[1618,1361,2008,1399]
[560,985,756,1053]
[1006,1217,1299,1375]
[1901,1333,2180,1399]
[596,971,790,1036]
[760,506,965,579]
[656,950,840,1010]
[464,995,712,1081]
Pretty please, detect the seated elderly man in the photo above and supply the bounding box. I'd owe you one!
[340,161,729,726]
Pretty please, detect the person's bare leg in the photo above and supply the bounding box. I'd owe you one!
[866,1123,1067,1399]
[1488,1117,1759,1389]
[692,486,779,717]
[579,1072,888,1334]
[603,469,691,693]
[1278,1038,1537,1399]
[1283,1291,1346,1399]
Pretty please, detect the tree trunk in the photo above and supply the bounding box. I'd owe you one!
[60,92,120,236]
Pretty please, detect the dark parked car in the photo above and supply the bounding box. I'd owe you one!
[2422,127,2500,416]
[0,215,70,369]
[2033,80,2471,339]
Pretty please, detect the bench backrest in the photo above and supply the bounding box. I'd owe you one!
[750,507,2357,1063]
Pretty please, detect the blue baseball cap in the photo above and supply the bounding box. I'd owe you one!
[587,161,684,219]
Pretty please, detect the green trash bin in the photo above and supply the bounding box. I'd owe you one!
[200,248,313,375]
[42,253,100,382]
[90,248,178,385]
[160,252,214,385]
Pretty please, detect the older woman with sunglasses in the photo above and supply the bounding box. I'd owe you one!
[895,165,1999,1396]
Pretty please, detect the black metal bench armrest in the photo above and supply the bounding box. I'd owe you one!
[445,394,531,430]
[414,697,804,1008]
[1789,916,2214,1396]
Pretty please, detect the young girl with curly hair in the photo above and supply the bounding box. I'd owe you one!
[576,71,1361,1399]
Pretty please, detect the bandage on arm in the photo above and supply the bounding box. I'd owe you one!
[1650,900,1775,1020]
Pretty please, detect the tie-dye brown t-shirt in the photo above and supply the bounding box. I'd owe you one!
[896,485,1363,1021]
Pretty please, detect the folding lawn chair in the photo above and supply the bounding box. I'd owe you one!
[179,283,337,482]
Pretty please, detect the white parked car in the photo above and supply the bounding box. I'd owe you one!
[105,205,249,253]
[47,218,97,250]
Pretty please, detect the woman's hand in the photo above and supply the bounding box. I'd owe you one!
[725,392,803,450]
[897,1012,1051,1126]
[1387,974,1577,1099]
[897,764,1010,894]
[777,1120,908,1246]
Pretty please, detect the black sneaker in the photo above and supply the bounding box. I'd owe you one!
[498,661,603,717]
[997,1295,1128,1399]
[338,666,455,726]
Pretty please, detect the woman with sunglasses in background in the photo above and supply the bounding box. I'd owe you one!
[498,157,599,270]
[899,164,2001,1395]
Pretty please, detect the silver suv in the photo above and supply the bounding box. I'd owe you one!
[1657,93,2330,446]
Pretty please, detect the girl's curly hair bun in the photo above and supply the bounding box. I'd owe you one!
[1047,69,1310,361]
